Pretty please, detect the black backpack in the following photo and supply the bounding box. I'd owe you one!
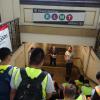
[14,69,47,100]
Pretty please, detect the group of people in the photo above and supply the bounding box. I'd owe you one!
[0,47,55,100]
[48,45,73,77]
[49,72,100,100]
[0,47,100,100]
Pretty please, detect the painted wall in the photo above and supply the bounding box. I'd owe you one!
[20,5,100,29]
[76,46,100,84]
[0,0,13,22]
[21,33,96,47]
[0,0,20,22]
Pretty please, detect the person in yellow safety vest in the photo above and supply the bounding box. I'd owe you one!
[75,75,84,89]
[10,48,55,100]
[81,79,92,97]
[0,47,18,100]
[62,82,70,89]
[56,85,76,100]
[64,85,76,100]
[62,79,76,90]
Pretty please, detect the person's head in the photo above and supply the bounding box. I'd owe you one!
[67,46,72,53]
[29,48,45,67]
[69,79,76,85]
[84,79,90,85]
[0,47,12,64]
[96,71,100,83]
[64,85,76,99]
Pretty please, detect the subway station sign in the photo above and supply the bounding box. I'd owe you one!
[33,8,85,26]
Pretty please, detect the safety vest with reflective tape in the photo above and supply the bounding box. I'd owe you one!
[81,85,92,96]
[14,67,48,99]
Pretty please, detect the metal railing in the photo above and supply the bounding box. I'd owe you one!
[0,18,21,52]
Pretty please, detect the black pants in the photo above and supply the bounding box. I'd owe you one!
[50,57,56,66]
[66,62,73,77]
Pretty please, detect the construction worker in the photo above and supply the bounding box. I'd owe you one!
[0,47,17,100]
[75,75,84,89]
[10,48,55,100]
[81,80,92,97]
[64,85,76,100]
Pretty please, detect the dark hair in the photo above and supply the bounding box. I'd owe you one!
[69,79,75,85]
[84,79,89,84]
[92,90,100,100]
[50,73,54,78]
[64,85,76,98]
[29,48,45,66]
[96,72,100,80]
[0,47,11,61]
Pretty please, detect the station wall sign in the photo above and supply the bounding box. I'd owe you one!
[0,24,12,51]
[33,8,85,26]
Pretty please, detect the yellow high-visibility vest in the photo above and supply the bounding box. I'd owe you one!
[81,85,92,96]
[14,67,48,98]
[75,80,83,89]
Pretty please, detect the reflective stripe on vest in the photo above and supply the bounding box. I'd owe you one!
[14,67,48,99]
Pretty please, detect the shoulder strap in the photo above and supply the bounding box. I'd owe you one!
[0,66,13,82]
[20,68,48,83]
[36,71,48,83]
[20,68,29,80]
[2,66,13,75]
[5,66,13,73]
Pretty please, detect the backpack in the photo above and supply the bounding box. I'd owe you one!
[0,66,12,100]
[14,69,47,100]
